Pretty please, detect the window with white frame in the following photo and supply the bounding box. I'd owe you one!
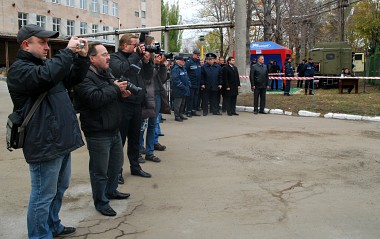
[52,0,61,3]
[102,26,109,40]
[18,12,28,29]
[112,2,118,16]
[80,22,87,34]
[80,0,86,9]
[141,10,146,18]
[102,0,108,14]
[134,11,139,17]
[92,24,98,38]
[66,0,74,7]
[36,15,46,29]
[53,18,61,32]
[92,0,98,13]
[67,20,75,36]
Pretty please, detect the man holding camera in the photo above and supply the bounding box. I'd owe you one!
[74,42,131,217]
[110,33,152,180]
[7,24,90,238]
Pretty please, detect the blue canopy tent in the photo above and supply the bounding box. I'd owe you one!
[249,41,292,72]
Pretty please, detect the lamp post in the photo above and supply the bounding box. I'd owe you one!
[199,35,205,59]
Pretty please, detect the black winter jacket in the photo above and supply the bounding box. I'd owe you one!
[7,49,90,163]
[109,51,151,105]
[74,65,123,137]
[250,63,269,88]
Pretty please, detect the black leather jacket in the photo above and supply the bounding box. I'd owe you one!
[74,65,123,137]
[7,49,90,163]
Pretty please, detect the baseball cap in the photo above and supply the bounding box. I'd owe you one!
[174,55,184,61]
[17,24,59,44]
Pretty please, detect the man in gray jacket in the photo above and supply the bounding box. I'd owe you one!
[249,55,269,114]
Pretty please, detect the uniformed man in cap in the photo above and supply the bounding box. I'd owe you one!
[200,53,223,116]
[185,49,202,117]
[303,57,315,95]
[171,55,191,121]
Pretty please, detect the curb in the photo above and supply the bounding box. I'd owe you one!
[235,106,380,122]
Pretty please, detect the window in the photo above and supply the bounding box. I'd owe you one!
[112,2,118,16]
[80,22,87,34]
[52,0,61,3]
[102,26,109,40]
[67,20,75,36]
[326,54,335,60]
[141,10,146,18]
[134,11,139,17]
[80,0,86,9]
[92,0,98,12]
[18,12,28,29]
[66,0,74,6]
[52,18,61,32]
[36,15,46,29]
[92,24,98,38]
[102,0,108,14]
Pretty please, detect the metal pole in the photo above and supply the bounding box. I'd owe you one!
[164,30,169,52]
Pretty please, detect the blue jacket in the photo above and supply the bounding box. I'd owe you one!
[7,49,90,163]
[201,63,222,91]
[185,57,201,88]
[171,63,190,98]
[284,61,294,77]
[303,62,315,77]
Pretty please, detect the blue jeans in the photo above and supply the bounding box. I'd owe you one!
[86,133,124,210]
[28,153,71,239]
[154,95,161,145]
[139,116,157,156]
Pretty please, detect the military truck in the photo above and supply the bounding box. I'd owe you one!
[309,42,359,88]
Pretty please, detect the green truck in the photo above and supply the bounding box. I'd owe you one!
[309,42,363,88]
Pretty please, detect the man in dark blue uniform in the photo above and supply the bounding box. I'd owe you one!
[303,57,315,95]
[171,55,191,121]
[284,57,294,96]
[185,49,202,117]
[200,53,222,116]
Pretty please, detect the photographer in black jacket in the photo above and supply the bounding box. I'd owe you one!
[75,42,131,217]
[109,33,153,180]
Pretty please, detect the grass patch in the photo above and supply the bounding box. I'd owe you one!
[237,81,380,116]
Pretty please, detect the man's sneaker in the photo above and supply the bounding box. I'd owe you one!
[138,155,145,163]
[145,154,161,162]
[53,226,76,237]
[154,143,166,151]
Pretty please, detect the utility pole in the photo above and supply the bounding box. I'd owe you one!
[338,0,348,42]
[235,0,247,76]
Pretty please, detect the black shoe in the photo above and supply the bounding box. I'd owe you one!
[186,113,193,118]
[107,190,130,200]
[131,169,152,178]
[97,206,117,217]
[180,115,188,120]
[175,116,183,122]
[53,226,76,237]
[213,112,222,115]
[203,112,208,116]
[253,111,258,115]
[259,111,267,114]
[233,113,239,116]
[158,133,165,136]
[191,111,201,116]
[154,143,166,151]
[145,154,161,162]
[118,174,124,184]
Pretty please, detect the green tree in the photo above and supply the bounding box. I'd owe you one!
[161,0,182,52]
[349,0,380,53]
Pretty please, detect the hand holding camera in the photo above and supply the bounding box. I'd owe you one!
[67,37,88,56]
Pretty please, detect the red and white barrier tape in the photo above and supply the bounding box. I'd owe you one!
[239,76,380,80]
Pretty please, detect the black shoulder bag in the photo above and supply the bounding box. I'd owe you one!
[6,92,47,151]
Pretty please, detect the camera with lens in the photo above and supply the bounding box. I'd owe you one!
[79,40,85,49]
[145,42,161,54]
[163,52,173,60]
[119,76,142,95]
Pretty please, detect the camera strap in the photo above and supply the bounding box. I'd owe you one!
[20,92,47,133]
